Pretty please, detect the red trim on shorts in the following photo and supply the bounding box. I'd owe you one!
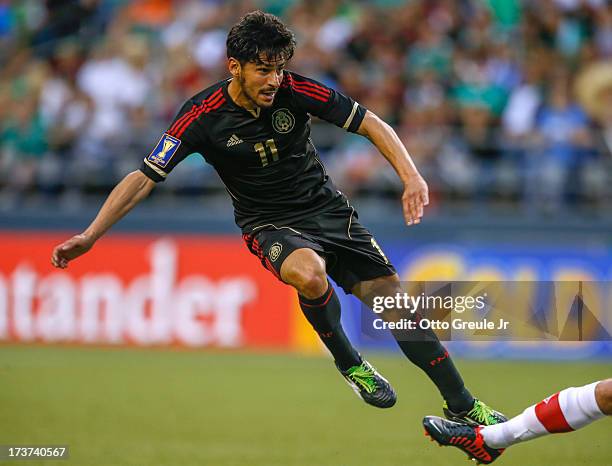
[264,257,282,280]
[243,233,283,281]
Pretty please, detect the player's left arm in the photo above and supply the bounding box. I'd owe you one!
[285,71,427,224]
[356,110,429,225]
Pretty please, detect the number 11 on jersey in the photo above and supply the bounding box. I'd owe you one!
[254,139,279,167]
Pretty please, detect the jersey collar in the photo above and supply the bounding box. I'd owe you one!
[223,79,263,119]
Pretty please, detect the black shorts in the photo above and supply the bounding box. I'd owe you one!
[242,196,397,294]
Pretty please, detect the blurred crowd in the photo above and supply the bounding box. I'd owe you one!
[1,0,611,214]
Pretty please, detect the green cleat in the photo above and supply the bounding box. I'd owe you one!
[443,399,507,426]
[337,360,397,408]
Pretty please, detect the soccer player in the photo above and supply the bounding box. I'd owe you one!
[423,378,612,464]
[51,11,504,425]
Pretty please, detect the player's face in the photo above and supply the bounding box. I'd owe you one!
[239,56,286,108]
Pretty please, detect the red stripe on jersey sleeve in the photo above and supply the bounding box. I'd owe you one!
[170,88,223,136]
[292,87,329,102]
[168,102,197,135]
[169,88,224,137]
[291,81,330,98]
[292,78,331,95]
[172,92,223,137]
[281,72,294,88]
[169,90,219,135]
[173,96,225,138]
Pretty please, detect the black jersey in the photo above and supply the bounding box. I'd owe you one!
[140,71,367,232]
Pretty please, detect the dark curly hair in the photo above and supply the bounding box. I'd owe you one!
[226,10,296,65]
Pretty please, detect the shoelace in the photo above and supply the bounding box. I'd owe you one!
[467,401,498,425]
[346,365,378,394]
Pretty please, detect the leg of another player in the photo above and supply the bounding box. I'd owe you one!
[596,378,612,414]
[480,379,611,449]
[353,275,477,415]
[280,248,361,370]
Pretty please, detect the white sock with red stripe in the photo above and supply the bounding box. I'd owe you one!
[480,382,605,449]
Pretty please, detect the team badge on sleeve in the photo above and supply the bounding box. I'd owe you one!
[147,134,181,168]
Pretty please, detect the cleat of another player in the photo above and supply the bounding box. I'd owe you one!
[423,416,504,464]
[443,399,507,426]
[337,360,396,408]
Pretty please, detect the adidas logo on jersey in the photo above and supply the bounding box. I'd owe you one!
[226,134,244,147]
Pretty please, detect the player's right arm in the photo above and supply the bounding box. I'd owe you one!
[51,170,155,269]
[51,96,207,269]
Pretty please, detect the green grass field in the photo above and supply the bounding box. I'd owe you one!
[1,345,610,466]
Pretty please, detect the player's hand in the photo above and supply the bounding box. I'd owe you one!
[51,234,95,269]
[401,174,429,226]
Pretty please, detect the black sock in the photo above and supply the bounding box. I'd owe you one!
[391,322,474,412]
[299,282,361,371]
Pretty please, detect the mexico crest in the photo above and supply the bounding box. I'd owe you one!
[269,242,283,262]
[272,108,295,133]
